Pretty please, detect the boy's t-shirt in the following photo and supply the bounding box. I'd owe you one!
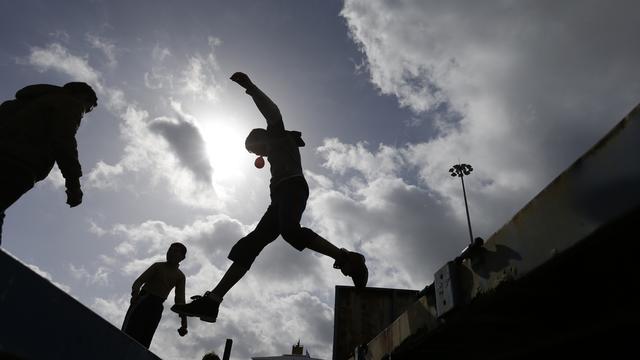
[140,262,185,301]
[266,131,304,190]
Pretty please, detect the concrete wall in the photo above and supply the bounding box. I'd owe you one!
[332,286,419,360]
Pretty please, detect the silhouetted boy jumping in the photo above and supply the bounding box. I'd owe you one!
[122,242,189,348]
[0,82,98,244]
[171,72,368,323]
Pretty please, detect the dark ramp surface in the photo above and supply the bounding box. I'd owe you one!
[0,249,161,360]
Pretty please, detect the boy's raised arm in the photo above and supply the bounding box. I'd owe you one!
[230,72,285,133]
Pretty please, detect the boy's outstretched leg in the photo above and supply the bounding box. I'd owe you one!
[171,262,249,323]
[306,234,369,288]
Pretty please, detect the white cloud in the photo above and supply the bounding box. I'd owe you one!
[89,220,108,236]
[91,295,129,326]
[86,34,118,67]
[83,97,219,207]
[334,0,640,280]
[144,44,174,90]
[28,43,102,90]
[25,43,220,208]
[122,256,164,276]
[341,1,640,194]
[44,165,66,189]
[317,138,405,180]
[180,37,223,101]
[110,214,248,264]
[69,263,110,286]
[181,57,220,101]
[152,44,172,62]
[86,161,124,189]
[144,38,223,101]
[149,115,213,185]
[144,68,173,90]
[48,30,70,42]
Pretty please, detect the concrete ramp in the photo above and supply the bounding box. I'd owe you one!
[0,250,161,360]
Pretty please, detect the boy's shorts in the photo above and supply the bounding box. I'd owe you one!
[228,177,317,268]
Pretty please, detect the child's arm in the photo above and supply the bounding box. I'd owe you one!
[131,263,158,299]
[230,72,285,133]
[175,273,188,336]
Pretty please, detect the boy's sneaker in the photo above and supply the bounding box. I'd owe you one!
[171,291,221,323]
[333,249,368,288]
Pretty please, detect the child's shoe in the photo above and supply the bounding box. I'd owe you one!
[171,291,221,323]
[333,249,368,288]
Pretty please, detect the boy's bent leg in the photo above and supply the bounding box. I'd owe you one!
[274,178,368,287]
[211,262,249,298]
[276,178,315,252]
[228,204,280,270]
[303,230,368,288]
[305,231,341,259]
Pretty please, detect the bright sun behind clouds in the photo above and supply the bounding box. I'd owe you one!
[200,118,250,183]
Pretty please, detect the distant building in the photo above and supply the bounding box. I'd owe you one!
[252,341,323,360]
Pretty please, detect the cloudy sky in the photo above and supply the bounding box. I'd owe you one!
[1,1,639,359]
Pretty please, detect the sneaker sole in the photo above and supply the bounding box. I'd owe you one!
[171,306,217,323]
[199,316,217,323]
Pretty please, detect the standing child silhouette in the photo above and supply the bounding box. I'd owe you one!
[171,72,368,323]
[0,82,97,244]
[122,242,189,348]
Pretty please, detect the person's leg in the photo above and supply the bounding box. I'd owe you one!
[276,178,313,250]
[0,164,35,245]
[277,178,340,258]
[305,234,341,259]
[277,178,369,287]
[137,298,163,348]
[122,292,163,348]
[212,204,280,297]
[210,262,249,299]
[121,298,138,331]
[171,205,280,322]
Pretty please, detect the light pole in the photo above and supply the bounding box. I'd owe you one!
[449,163,474,245]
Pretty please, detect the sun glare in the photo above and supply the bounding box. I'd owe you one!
[200,120,249,182]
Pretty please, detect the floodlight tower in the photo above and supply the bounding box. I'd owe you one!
[449,163,474,245]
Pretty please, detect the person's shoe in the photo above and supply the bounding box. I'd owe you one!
[333,249,368,288]
[171,291,221,323]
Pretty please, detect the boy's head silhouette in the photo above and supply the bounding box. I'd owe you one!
[202,353,220,360]
[167,242,187,264]
[245,128,268,156]
[63,82,98,113]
